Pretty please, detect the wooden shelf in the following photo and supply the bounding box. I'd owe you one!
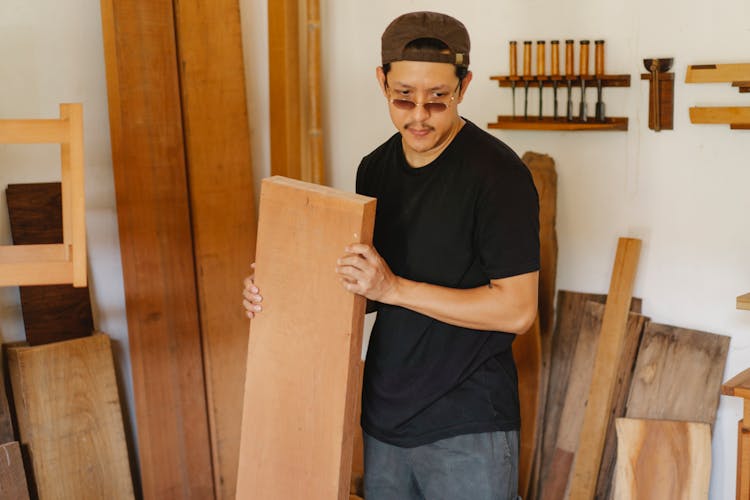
[490,74,631,88]
[488,116,628,131]
[738,293,750,311]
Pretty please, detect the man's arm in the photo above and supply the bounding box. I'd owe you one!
[336,243,538,334]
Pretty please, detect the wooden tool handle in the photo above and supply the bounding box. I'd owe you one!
[523,41,532,77]
[509,41,518,77]
[579,40,590,76]
[536,41,546,76]
[595,40,605,76]
[565,40,575,77]
[550,40,560,76]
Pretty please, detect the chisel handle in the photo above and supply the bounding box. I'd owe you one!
[565,40,575,78]
[579,40,590,77]
[551,40,560,76]
[595,40,605,76]
[536,41,546,77]
[509,41,518,77]
[523,41,532,77]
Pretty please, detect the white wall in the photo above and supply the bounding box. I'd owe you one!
[1,1,748,498]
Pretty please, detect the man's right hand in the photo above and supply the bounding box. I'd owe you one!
[242,263,263,319]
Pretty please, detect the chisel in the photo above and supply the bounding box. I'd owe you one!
[537,41,546,119]
[523,41,532,119]
[579,40,590,122]
[565,40,574,121]
[509,41,518,118]
[551,40,560,119]
[595,40,606,122]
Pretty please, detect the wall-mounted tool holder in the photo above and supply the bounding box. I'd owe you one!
[489,39,631,131]
[641,58,674,131]
[685,63,750,129]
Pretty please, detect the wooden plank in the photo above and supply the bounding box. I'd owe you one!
[515,316,541,498]
[686,63,750,83]
[350,359,365,497]
[723,367,750,399]
[0,442,30,500]
[739,422,750,500]
[614,418,711,500]
[521,151,557,500]
[6,183,93,345]
[689,106,750,126]
[568,237,641,500]
[99,0,215,497]
[0,349,14,443]
[537,291,642,499]
[0,119,69,143]
[0,260,73,286]
[236,176,375,500]
[7,334,134,499]
[59,103,87,287]
[172,1,257,497]
[738,292,750,310]
[626,322,730,424]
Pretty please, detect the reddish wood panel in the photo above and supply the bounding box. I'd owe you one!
[237,177,375,500]
[173,0,257,497]
[6,183,93,345]
[99,1,214,497]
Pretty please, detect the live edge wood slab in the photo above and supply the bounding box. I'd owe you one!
[237,177,376,500]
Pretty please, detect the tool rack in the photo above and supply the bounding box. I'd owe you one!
[488,74,631,131]
[686,63,750,129]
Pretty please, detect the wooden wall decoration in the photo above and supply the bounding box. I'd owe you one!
[6,183,94,345]
[100,1,214,496]
[173,0,257,496]
[236,177,375,500]
[268,0,326,183]
[7,334,134,499]
[0,104,86,287]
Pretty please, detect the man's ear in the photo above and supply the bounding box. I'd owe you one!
[457,70,473,103]
[376,66,388,97]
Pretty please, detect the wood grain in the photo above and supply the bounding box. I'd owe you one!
[6,183,94,345]
[7,334,134,499]
[515,315,541,498]
[173,0,257,497]
[568,237,641,500]
[0,442,29,500]
[236,177,375,499]
[685,63,750,83]
[99,1,214,496]
[614,418,711,500]
[737,292,750,310]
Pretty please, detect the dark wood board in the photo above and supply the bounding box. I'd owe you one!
[6,183,93,345]
[0,442,30,500]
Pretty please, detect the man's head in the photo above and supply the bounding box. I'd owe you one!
[376,12,473,166]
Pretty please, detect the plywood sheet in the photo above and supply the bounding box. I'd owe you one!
[236,176,375,500]
[614,418,711,500]
[6,183,93,345]
[0,442,29,500]
[7,334,133,499]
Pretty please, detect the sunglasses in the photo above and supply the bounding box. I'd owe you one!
[385,81,461,113]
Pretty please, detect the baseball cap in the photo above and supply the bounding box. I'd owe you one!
[381,12,470,68]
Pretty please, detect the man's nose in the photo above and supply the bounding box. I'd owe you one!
[411,102,430,120]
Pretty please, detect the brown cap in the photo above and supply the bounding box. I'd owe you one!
[381,12,470,68]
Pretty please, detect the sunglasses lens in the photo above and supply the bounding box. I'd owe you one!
[392,99,415,110]
[390,99,449,113]
[424,102,448,113]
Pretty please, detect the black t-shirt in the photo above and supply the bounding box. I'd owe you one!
[356,119,540,447]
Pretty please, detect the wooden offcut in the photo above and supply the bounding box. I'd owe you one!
[7,334,133,499]
[685,63,750,83]
[738,293,750,310]
[173,0,257,496]
[99,1,214,496]
[6,183,94,345]
[0,104,86,287]
[614,418,711,500]
[236,176,375,500]
[568,237,641,500]
[0,442,29,500]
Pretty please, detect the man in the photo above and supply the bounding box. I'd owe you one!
[244,11,539,500]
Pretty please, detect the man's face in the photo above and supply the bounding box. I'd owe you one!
[377,60,471,165]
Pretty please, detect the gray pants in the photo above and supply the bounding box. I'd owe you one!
[364,430,520,500]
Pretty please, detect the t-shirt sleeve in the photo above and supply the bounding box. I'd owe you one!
[475,159,540,280]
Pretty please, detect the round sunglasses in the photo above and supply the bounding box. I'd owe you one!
[385,81,460,113]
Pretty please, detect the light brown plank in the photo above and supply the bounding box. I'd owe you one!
[685,63,750,83]
[689,106,750,125]
[7,334,133,499]
[737,292,750,310]
[0,442,29,500]
[568,237,641,500]
[614,418,711,500]
[99,1,215,496]
[236,176,375,500]
[173,1,257,497]
[514,316,541,498]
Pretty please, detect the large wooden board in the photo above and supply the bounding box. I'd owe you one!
[626,322,730,424]
[99,1,214,496]
[0,442,29,500]
[236,177,375,500]
[7,334,133,499]
[173,0,257,497]
[614,418,711,500]
[6,183,93,345]
[568,237,641,500]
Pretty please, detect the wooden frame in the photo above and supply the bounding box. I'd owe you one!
[0,103,86,287]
